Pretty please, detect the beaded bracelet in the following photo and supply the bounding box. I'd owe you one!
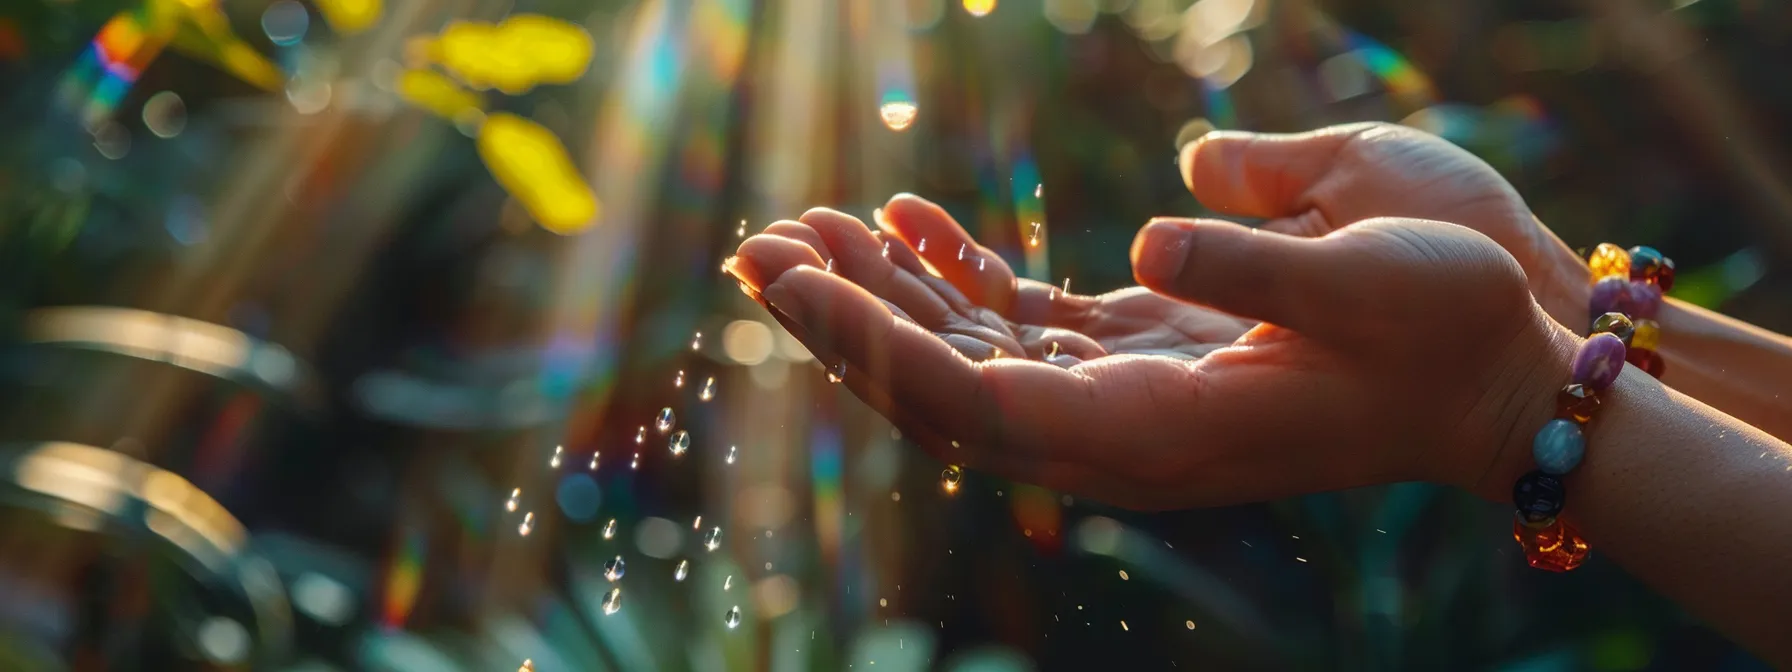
[1509,243,1675,572]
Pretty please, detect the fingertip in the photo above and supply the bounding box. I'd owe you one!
[1131,218,1198,291]
[733,233,827,291]
[799,206,866,230]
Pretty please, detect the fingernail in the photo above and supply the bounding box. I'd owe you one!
[1132,220,1194,288]
[762,282,807,326]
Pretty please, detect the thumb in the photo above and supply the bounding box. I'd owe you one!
[1131,218,1350,335]
[1181,124,1379,219]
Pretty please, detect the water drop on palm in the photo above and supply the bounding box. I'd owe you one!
[702,526,723,551]
[603,518,617,539]
[518,512,535,536]
[669,430,690,457]
[882,241,890,258]
[918,238,927,252]
[957,243,966,261]
[602,587,622,615]
[656,408,675,433]
[604,556,626,581]
[674,559,690,581]
[725,605,742,629]
[941,465,963,494]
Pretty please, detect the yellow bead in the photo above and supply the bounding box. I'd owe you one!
[1632,319,1660,351]
[1588,243,1630,282]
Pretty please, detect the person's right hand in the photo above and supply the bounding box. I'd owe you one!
[1180,122,1590,329]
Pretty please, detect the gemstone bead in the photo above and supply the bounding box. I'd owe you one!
[1512,517,1591,572]
[1657,257,1675,293]
[1626,347,1666,379]
[1555,383,1600,423]
[1628,245,1665,283]
[1589,276,1630,317]
[1590,312,1634,344]
[1631,320,1661,351]
[1572,333,1628,391]
[1532,419,1586,475]
[1626,280,1663,320]
[1588,243,1630,281]
[1513,470,1566,526]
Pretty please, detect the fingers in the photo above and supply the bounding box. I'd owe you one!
[763,220,834,264]
[879,193,1016,314]
[1181,124,1376,219]
[1010,279,1095,328]
[1130,218,1349,336]
[798,208,958,328]
[760,266,1143,461]
[727,233,827,293]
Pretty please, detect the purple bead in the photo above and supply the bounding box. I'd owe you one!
[1573,333,1628,391]
[1589,276,1630,317]
[1626,280,1662,320]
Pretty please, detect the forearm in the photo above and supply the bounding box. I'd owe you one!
[1484,326,1792,665]
[1654,297,1792,440]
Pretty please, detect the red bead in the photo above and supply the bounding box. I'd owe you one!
[1555,384,1600,423]
[1512,517,1591,572]
[1626,348,1666,379]
[1657,257,1675,293]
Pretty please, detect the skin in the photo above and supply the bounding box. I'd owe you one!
[725,124,1792,663]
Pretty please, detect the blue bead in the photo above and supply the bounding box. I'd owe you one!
[1532,419,1586,475]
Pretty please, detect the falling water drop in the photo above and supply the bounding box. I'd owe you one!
[691,331,703,351]
[520,659,534,672]
[703,526,723,551]
[1029,222,1042,246]
[941,465,963,494]
[630,453,640,470]
[603,519,617,539]
[636,426,647,444]
[669,430,690,457]
[1118,570,1130,581]
[918,238,927,253]
[674,370,685,388]
[604,556,626,581]
[723,575,733,590]
[656,408,676,433]
[737,219,747,237]
[1186,620,1196,630]
[589,452,600,470]
[699,377,716,402]
[726,446,738,464]
[675,559,690,581]
[1035,183,1043,199]
[826,361,846,383]
[725,606,743,629]
[549,445,564,469]
[693,515,703,530]
[505,488,521,512]
[518,512,535,536]
[879,101,918,131]
[1062,278,1071,294]
[957,244,966,261]
[602,587,622,615]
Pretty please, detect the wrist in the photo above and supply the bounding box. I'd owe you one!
[1451,307,1580,502]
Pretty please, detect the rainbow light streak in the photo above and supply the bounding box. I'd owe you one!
[62,13,168,125]
[1201,80,1237,130]
[810,423,844,570]
[1008,154,1048,281]
[1343,30,1436,109]
[380,526,426,629]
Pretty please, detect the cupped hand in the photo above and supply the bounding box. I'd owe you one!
[1181,123,1590,328]
[729,208,1565,510]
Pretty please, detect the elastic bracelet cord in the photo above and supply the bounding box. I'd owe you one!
[1509,243,1676,572]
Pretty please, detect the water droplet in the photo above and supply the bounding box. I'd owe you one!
[879,598,888,607]
[1049,287,1058,301]
[604,556,626,581]
[1118,570,1130,581]
[505,488,521,512]
[725,445,738,464]
[142,91,187,139]
[825,259,835,274]
[891,491,902,502]
[957,243,966,261]
[549,445,563,469]
[691,331,703,351]
[589,452,600,470]
[1035,184,1043,199]
[519,659,534,672]
[703,526,723,551]
[669,430,690,457]
[692,515,703,530]
[602,587,622,615]
[656,408,675,433]
[737,219,747,237]
[518,512,535,536]
[918,238,927,253]
[1121,620,1129,631]
[882,241,891,258]
[978,257,986,271]
[1047,342,1062,359]
[674,370,686,388]
[723,575,733,590]
[725,605,743,629]
[674,559,690,581]
[636,426,647,444]
[1185,620,1196,630]
[603,519,617,539]
[630,453,640,470]
[1062,278,1071,294]
[826,361,846,383]
[879,101,918,131]
[1029,222,1042,246]
[941,465,963,494]
[699,377,716,402]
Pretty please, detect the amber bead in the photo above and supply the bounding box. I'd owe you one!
[1657,257,1676,292]
[1590,312,1634,344]
[1628,245,1665,283]
[1631,319,1661,351]
[1512,517,1591,572]
[1626,347,1666,379]
[1555,383,1600,423]
[1588,243,1630,282]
